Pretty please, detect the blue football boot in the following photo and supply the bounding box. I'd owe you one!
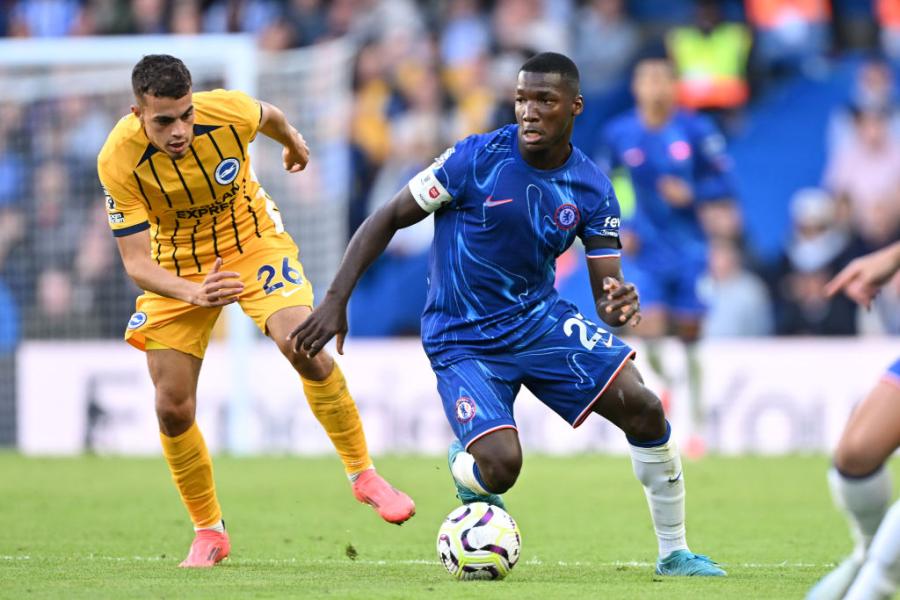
[656,550,727,576]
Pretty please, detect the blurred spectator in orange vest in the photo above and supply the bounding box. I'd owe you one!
[746,0,831,79]
[878,0,900,63]
[667,0,751,112]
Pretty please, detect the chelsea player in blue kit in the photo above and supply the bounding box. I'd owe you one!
[808,241,900,600]
[601,58,737,456]
[290,53,724,577]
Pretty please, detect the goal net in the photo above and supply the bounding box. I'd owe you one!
[0,35,354,447]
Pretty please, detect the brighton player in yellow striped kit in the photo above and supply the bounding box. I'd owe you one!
[97,54,414,567]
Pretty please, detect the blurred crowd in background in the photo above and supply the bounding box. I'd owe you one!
[0,0,899,370]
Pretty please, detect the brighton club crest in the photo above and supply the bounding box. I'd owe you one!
[214,157,240,185]
[127,311,147,330]
[554,203,580,230]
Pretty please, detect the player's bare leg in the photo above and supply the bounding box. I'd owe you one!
[808,379,900,600]
[465,430,522,494]
[267,306,415,524]
[593,360,725,576]
[147,347,229,568]
[447,429,521,509]
[834,381,900,477]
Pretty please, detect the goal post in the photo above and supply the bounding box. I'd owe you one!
[0,34,354,453]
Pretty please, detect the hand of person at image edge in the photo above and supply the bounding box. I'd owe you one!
[287,292,348,357]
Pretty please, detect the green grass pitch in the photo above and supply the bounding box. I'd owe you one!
[2,453,895,599]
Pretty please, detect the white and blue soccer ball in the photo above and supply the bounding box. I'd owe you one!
[436,502,521,580]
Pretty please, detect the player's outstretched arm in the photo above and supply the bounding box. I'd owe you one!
[258,100,309,173]
[825,241,900,309]
[288,187,429,357]
[116,230,244,307]
[584,238,641,328]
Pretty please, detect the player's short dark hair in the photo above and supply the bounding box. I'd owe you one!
[632,49,676,82]
[632,41,673,67]
[519,52,580,95]
[132,54,192,100]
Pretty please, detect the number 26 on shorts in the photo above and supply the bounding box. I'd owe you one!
[257,257,304,295]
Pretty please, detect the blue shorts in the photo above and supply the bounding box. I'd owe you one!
[433,304,635,449]
[883,357,900,389]
[624,256,706,317]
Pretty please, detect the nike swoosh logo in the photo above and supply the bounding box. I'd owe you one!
[667,471,682,484]
[483,195,513,207]
[282,287,303,297]
[603,333,614,348]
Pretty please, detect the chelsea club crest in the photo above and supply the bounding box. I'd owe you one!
[554,203,580,230]
[455,397,477,424]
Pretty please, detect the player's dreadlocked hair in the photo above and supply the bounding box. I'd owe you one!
[132,54,192,100]
[520,52,580,95]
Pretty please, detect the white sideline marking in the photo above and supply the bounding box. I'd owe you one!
[0,555,828,568]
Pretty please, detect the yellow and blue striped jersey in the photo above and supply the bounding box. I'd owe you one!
[97,89,284,275]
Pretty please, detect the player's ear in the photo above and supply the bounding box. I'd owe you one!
[572,94,584,117]
[130,103,142,120]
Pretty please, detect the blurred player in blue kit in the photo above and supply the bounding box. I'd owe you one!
[291,52,724,577]
[600,57,738,456]
[808,240,900,600]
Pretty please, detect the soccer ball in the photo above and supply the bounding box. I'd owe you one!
[436,502,521,580]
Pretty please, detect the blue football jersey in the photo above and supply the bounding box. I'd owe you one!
[407,124,622,367]
[600,109,733,270]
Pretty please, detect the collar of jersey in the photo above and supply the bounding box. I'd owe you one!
[511,124,580,176]
[137,123,222,166]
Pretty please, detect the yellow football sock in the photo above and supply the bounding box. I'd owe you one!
[302,361,372,476]
[159,422,222,528]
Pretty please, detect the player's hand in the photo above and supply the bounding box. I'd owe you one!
[825,245,900,309]
[287,295,348,358]
[283,128,310,173]
[599,276,642,327]
[191,258,244,307]
[657,176,693,207]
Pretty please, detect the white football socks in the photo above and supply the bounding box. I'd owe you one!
[629,433,689,558]
[450,450,490,495]
[844,500,900,600]
[828,466,892,560]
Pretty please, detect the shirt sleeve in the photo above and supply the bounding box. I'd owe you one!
[97,161,150,237]
[579,174,623,252]
[407,135,474,213]
[691,115,735,203]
